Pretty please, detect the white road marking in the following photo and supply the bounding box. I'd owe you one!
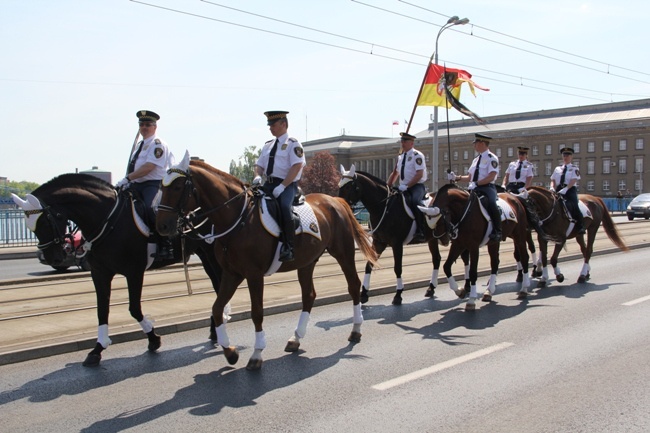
[372,342,515,391]
[622,295,650,306]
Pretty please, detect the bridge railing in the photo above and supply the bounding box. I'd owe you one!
[0,209,38,247]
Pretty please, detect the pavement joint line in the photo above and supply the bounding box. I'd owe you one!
[0,243,646,366]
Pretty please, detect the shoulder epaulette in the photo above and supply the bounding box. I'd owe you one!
[265,139,275,144]
[288,137,298,143]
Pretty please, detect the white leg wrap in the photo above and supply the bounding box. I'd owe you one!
[139,316,154,334]
[581,262,590,276]
[98,324,112,349]
[488,274,497,294]
[469,284,478,299]
[448,275,458,291]
[396,277,404,291]
[554,265,561,276]
[532,252,538,266]
[363,273,371,290]
[295,311,310,339]
[353,303,363,325]
[223,303,232,323]
[522,273,530,290]
[216,324,230,348]
[431,269,439,287]
[542,267,549,281]
[254,330,266,351]
[464,265,470,280]
[516,261,523,271]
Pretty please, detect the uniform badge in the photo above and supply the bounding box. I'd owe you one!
[154,148,164,158]
[309,222,319,233]
[416,157,423,165]
[294,147,304,157]
[154,138,161,144]
[576,169,580,176]
[491,160,498,168]
[281,143,287,150]
[407,156,412,161]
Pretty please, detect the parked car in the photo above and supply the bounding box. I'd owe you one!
[626,193,650,220]
[36,222,91,271]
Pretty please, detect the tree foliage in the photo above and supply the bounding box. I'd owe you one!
[0,180,40,200]
[229,145,261,183]
[300,151,340,196]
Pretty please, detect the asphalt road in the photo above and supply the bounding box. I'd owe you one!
[1,249,649,432]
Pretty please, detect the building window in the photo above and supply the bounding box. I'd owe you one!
[587,160,595,174]
[453,151,458,161]
[495,148,502,157]
[603,180,610,191]
[603,159,611,174]
[545,144,552,155]
[573,143,580,153]
[462,165,469,174]
[443,151,448,161]
[635,179,643,192]
[635,157,643,173]
[532,162,538,175]
[603,140,611,152]
[587,180,595,191]
[558,144,565,154]
[619,159,627,174]
[636,138,644,150]
[619,139,627,151]
[507,147,514,157]
[463,150,469,160]
[532,145,539,156]
[545,162,552,176]
[619,180,626,191]
[573,158,580,168]
[587,141,595,153]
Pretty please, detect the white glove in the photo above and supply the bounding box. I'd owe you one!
[398,184,408,192]
[468,182,477,191]
[272,184,286,198]
[252,176,262,186]
[518,187,527,194]
[549,187,555,193]
[115,177,130,189]
[447,171,456,181]
[558,187,568,195]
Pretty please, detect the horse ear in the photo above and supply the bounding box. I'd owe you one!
[11,193,28,209]
[349,164,356,177]
[340,164,345,175]
[179,150,190,172]
[25,194,43,210]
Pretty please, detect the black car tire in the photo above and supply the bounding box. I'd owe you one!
[52,265,70,271]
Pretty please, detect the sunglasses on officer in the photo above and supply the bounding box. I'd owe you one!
[139,121,156,128]
[562,152,572,156]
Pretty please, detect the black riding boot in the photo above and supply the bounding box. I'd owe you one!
[574,210,586,234]
[279,220,295,262]
[488,204,502,242]
[522,197,544,235]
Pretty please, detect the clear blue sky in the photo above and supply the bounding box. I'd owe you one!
[2,0,649,184]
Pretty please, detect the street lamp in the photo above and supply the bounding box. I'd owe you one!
[432,16,469,192]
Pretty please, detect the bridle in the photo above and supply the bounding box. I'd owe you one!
[340,172,396,235]
[157,168,250,239]
[25,205,68,251]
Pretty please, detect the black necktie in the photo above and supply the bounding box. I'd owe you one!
[267,139,279,177]
[400,151,407,180]
[127,140,144,175]
[559,165,568,186]
[472,154,482,182]
[515,161,522,180]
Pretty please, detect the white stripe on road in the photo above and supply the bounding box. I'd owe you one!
[622,295,650,306]
[372,342,514,391]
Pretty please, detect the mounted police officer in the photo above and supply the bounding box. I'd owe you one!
[115,110,174,259]
[503,146,534,194]
[550,147,585,234]
[448,133,502,242]
[253,110,306,262]
[387,132,427,242]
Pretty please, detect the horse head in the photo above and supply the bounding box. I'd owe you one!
[12,192,70,266]
[338,164,362,204]
[157,150,197,237]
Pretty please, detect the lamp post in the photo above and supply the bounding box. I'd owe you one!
[432,16,469,192]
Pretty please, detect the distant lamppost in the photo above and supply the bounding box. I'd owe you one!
[432,16,469,192]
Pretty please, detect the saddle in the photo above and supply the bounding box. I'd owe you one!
[257,187,306,233]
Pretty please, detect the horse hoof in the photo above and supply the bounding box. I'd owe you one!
[82,353,101,367]
[464,281,471,291]
[360,287,369,304]
[392,293,403,306]
[517,291,528,300]
[246,358,263,371]
[516,272,523,283]
[539,280,547,288]
[223,346,239,365]
[586,273,590,281]
[285,340,301,352]
[556,274,565,283]
[148,335,162,352]
[482,294,492,302]
[465,302,476,311]
[577,275,586,284]
[455,289,467,299]
[348,331,362,343]
[424,284,435,298]
[209,329,217,342]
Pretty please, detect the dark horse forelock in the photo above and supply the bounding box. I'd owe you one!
[33,173,114,199]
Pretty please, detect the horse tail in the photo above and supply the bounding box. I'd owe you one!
[596,197,629,251]
[336,197,380,267]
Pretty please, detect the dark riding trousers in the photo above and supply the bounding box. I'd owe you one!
[506,182,526,194]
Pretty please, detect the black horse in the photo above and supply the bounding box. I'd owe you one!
[12,173,222,367]
[338,165,470,306]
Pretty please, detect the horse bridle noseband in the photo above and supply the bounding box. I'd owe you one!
[25,205,68,251]
[342,173,395,235]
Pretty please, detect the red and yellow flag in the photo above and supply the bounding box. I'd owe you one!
[416,64,489,107]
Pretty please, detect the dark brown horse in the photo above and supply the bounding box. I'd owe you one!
[420,184,532,310]
[526,186,628,284]
[156,153,378,370]
[11,174,222,367]
[338,165,471,305]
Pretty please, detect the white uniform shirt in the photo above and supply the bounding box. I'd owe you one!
[505,159,534,183]
[131,135,171,182]
[396,148,427,186]
[256,132,306,181]
[468,150,499,183]
[550,163,580,187]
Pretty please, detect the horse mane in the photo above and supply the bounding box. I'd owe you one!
[437,183,463,195]
[32,173,114,197]
[356,170,388,186]
[189,159,245,188]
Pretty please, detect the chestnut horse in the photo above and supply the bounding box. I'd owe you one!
[11,174,222,367]
[338,165,471,305]
[420,184,532,310]
[156,153,378,371]
[526,186,628,284]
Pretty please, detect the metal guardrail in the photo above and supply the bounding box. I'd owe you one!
[0,209,37,247]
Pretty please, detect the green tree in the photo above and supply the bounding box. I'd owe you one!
[229,145,261,183]
[300,151,340,196]
[0,180,40,199]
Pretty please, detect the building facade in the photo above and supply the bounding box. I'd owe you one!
[303,99,650,197]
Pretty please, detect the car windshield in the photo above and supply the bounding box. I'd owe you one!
[632,194,650,204]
